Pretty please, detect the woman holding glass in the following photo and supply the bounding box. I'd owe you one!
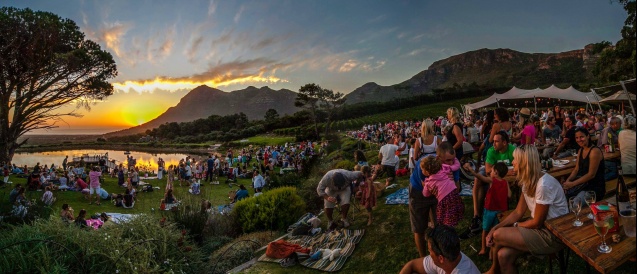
[563,127,605,201]
[485,145,568,274]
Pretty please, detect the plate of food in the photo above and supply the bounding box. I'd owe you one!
[554,160,569,165]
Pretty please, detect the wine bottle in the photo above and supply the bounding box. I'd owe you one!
[616,165,631,211]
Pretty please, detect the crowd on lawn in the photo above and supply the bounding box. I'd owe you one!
[335,105,635,273]
[2,140,327,229]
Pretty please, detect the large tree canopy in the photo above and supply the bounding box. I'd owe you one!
[0,7,117,162]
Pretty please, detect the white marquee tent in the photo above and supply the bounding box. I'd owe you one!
[463,85,601,113]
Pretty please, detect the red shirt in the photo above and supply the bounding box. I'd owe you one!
[484,177,508,211]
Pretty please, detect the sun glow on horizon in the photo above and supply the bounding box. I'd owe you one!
[113,74,286,93]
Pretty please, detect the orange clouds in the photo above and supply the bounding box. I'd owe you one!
[113,58,289,93]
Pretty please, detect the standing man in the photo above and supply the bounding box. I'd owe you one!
[206,155,214,182]
[62,156,68,171]
[316,169,364,229]
[409,142,459,257]
[375,135,406,186]
[252,170,265,192]
[461,131,515,239]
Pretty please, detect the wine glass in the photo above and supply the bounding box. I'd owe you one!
[594,214,613,253]
[585,191,597,219]
[569,197,583,226]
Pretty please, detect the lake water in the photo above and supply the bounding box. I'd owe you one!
[12,150,195,171]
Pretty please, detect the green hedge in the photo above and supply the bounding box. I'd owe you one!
[232,187,305,233]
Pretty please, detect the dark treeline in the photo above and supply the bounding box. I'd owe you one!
[107,87,506,143]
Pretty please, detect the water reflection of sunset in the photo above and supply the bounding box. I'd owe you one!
[13,150,199,171]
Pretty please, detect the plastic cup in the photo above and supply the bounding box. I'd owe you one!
[620,209,636,237]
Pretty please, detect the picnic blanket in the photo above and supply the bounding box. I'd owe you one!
[459,183,472,196]
[258,229,365,272]
[103,212,136,224]
[385,187,408,205]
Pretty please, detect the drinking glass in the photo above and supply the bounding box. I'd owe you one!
[585,191,597,219]
[569,197,583,226]
[594,214,613,253]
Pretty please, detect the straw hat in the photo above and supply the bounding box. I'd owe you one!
[519,108,531,118]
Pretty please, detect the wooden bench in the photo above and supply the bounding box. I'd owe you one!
[604,175,636,198]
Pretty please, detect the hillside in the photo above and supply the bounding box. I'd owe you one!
[104,85,300,137]
[107,45,598,137]
[344,47,593,104]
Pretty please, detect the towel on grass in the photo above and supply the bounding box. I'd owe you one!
[385,187,408,205]
[259,229,364,272]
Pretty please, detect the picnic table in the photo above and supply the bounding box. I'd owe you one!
[545,207,636,273]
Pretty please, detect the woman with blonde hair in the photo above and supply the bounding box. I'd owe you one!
[413,118,441,161]
[485,145,568,274]
[446,107,464,160]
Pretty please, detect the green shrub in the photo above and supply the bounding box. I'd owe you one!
[334,159,355,170]
[0,215,204,273]
[231,187,305,233]
[268,172,304,188]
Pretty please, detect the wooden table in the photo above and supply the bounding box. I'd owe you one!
[604,150,621,161]
[545,208,636,274]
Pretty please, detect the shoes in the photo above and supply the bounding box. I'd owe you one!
[342,219,350,228]
[459,216,482,240]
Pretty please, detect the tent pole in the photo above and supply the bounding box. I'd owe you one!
[534,96,537,113]
[496,98,500,108]
[619,80,636,116]
[591,89,603,113]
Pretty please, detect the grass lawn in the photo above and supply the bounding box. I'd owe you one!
[230,135,296,147]
[245,147,636,273]
[0,172,260,220]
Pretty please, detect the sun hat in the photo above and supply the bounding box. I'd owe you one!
[519,108,531,118]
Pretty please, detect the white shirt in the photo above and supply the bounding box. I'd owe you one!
[379,144,399,166]
[619,129,636,175]
[524,173,569,220]
[253,174,265,189]
[422,252,480,274]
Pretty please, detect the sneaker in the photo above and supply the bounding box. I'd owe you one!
[469,216,482,232]
[342,219,350,228]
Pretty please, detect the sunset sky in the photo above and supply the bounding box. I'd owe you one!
[3,0,627,134]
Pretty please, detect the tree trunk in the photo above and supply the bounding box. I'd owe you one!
[0,136,18,164]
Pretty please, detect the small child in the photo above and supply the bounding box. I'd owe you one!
[358,165,376,226]
[420,155,464,227]
[464,161,511,257]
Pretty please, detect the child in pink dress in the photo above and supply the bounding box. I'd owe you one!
[421,155,464,227]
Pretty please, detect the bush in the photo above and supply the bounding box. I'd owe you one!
[268,172,304,188]
[231,187,305,233]
[334,159,355,170]
[0,215,204,273]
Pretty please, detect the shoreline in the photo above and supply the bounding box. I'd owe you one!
[15,143,215,156]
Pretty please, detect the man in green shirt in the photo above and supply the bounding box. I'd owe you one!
[461,131,516,239]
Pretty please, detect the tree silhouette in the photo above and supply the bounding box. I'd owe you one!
[0,7,117,162]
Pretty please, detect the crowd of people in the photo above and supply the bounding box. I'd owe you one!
[339,105,635,273]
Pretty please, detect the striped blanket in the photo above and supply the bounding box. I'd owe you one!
[258,229,365,272]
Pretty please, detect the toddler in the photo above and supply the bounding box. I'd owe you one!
[464,161,511,257]
[421,155,464,227]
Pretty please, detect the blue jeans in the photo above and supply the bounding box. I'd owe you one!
[604,160,618,181]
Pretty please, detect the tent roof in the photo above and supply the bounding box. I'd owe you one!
[600,90,637,103]
[464,85,597,112]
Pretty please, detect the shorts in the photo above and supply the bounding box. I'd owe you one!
[324,187,351,208]
[185,175,191,180]
[89,186,100,195]
[131,180,139,187]
[482,209,501,231]
[409,184,438,234]
[519,226,565,256]
[378,165,396,179]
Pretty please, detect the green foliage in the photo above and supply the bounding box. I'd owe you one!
[268,172,304,188]
[232,187,305,233]
[0,215,203,273]
[334,160,355,170]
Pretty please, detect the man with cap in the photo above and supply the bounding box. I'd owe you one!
[316,169,365,228]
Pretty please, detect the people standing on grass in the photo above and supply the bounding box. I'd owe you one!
[358,165,376,226]
[420,155,463,227]
[88,166,102,205]
[157,157,165,180]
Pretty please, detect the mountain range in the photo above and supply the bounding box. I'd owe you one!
[105,45,598,137]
